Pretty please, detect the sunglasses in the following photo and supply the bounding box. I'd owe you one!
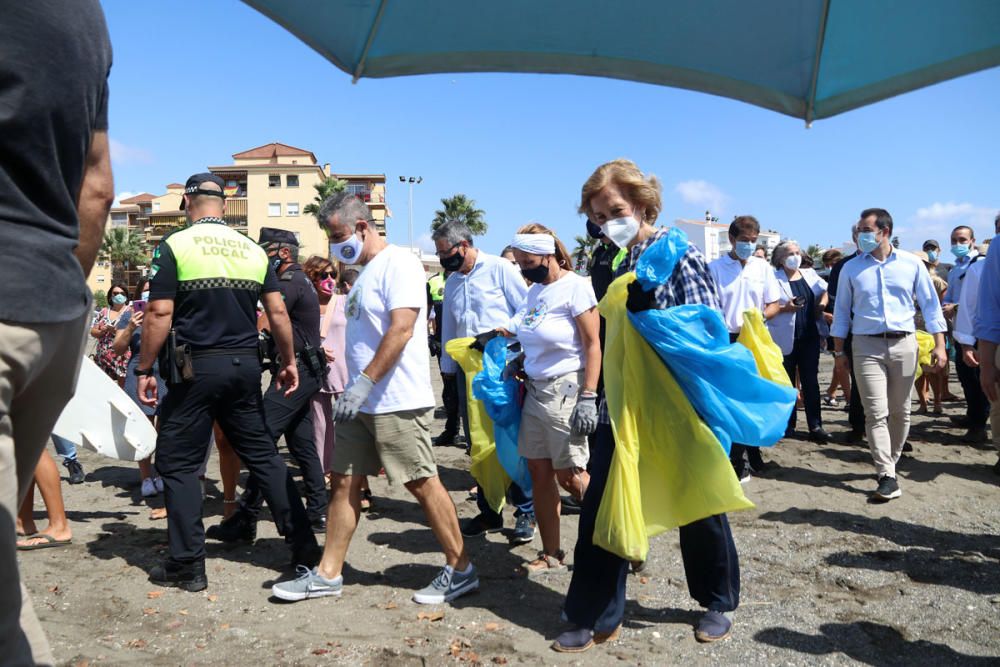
[317,271,336,279]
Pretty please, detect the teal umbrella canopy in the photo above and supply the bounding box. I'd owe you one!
[242,0,1000,122]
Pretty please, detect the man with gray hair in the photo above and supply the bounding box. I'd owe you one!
[274,192,477,604]
[433,221,535,544]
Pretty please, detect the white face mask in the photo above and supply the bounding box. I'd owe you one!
[140,290,150,301]
[783,254,802,270]
[330,233,363,264]
[600,215,640,248]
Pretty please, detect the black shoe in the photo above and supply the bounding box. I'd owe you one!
[950,415,971,427]
[149,559,207,592]
[63,458,85,485]
[205,511,256,543]
[902,441,913,453]
[843,429,866,444]
[432,431,458,446]
[461,513,503,537]
[560,495,582,515]
[454,432,468,447]
[291,541,322,569]
[310,515,327,534]
[808,428,831,444]
[961,427,989,444]
[871,475,901,502]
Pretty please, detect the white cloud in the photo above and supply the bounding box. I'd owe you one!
[915,201,996,227]
[416,232,437,254]
[899,201,998,247]
[109,138,153,165]
[674,180,728,216]
[113,191,138,207]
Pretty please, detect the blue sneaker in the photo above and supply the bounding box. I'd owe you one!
[412,564,479,604]
[508,513,536,545]
[271,566,343,602]
[694,610,733,642]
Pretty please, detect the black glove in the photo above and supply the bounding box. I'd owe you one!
[626,280,658,313]
[470,329,500,352]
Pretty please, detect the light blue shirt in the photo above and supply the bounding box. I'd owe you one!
[440,250,528,374]
[943,250,979,304]
[974,235,1000,344]
[831,248,946,338]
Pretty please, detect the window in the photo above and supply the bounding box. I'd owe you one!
[286,174,299,188]
[152,201,160,212]
[287,202,299,217]
[347,183,367,196]
[268,203,281,217]
[96,276,105,283]
[268,174,280,188]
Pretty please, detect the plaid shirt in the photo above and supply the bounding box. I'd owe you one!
[597,228,722,424]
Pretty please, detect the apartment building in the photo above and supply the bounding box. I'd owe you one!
[675,214,781,261]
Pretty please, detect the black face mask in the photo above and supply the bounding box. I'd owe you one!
[521,262,549,283]
[586,220,605,240]
[440,248,464,272]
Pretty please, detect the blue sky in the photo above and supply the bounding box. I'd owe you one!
[102,1,999,255]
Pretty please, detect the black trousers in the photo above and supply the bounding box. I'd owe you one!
[240,361,328,523]
[563,424,740,633]
[845,336,866,432]
[155,352,316,563]
[441,372,461,436]
[783,334,822,433]
[956,346,990,427]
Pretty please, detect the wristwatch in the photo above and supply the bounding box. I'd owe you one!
[132,366,155,377]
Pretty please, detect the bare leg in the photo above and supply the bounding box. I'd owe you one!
[528,458,561,556]
[406,476,468,570]
[17,483,36,536]
[138,456,154,481]
[16,451,71,546]
[915,375,929,411]
[214,423,242,518]
[316,473,364,579]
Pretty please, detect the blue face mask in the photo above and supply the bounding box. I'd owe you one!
[112,293,127,306]
[951,243,971,259]
[733,241,755,260]
[858,231,880,254]
[926,250,938,263]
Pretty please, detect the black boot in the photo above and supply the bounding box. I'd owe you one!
[206,510,256,544]
[149,559,207,592]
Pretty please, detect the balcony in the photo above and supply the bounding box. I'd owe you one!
[224,196,248,223]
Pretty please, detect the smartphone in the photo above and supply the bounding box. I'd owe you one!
[791,296,806,307]
[133,300,147,313]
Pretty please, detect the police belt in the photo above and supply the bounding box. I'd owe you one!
[191,347,259,358]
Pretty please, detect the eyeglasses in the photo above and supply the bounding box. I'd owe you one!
[435,243,460,258]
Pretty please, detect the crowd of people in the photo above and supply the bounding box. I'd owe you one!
[3,6,999,664]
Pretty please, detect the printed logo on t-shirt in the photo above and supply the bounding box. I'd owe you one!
[345,291,361,320]
[521,301,548,330]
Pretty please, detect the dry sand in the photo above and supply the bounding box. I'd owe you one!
[19,360,1000,665]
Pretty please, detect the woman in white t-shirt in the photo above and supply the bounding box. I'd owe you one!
[503,224,601,577]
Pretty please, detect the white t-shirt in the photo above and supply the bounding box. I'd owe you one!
[509,272,597,379]
[344,245,434,414]
[708,254,782,334]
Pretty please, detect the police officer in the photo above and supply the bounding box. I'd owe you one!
[208,228,329,540]
[136,173,319,592]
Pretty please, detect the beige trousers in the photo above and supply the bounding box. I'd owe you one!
[0,312,89,666]
[852,334,919,478]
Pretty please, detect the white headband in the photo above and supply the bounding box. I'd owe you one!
[510,233,556,256]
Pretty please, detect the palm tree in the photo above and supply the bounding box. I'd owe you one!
[572,234,598,273]
[431,194,487,235]
[99,227,149,285]
[805,243,824,262]
[304,176,348,218]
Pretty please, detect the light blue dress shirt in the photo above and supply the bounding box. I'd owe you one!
[831,248,946,338]
[973,234,1000,345]
[943,250,979,304]
[440,250,528,374]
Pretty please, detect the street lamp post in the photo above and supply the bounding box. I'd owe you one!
[398,175,422,251]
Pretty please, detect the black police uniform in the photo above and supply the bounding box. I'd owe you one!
[145,214,317,586]
[236,256,329,529]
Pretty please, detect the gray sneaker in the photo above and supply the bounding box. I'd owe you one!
[271,566,343,602]
[412,564,479,604]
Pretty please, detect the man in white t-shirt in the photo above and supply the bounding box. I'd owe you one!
[273,192,476,606]
[708,215,782,481]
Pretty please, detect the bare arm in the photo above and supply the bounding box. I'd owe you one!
[575,307,602,393]
[364,307,419,382]
[138,300,173,370]
[74,130,114,277]
[763,300,782,320]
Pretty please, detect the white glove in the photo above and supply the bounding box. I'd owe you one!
[332,374,375,422]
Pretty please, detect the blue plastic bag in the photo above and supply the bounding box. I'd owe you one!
[472,337,532,493]
[626,228,796,452]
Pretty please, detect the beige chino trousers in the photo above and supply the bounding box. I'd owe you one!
[852,334,919,479]
[0,311,89,666]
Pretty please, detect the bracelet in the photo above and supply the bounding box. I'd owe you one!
[223,499,238,504]
[580,390,598,398]
[360,371,375,384]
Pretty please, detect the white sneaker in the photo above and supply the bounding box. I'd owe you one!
[153,477,164,493]
[141,477,157,497]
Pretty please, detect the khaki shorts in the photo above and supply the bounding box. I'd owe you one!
[331,407,438,485]
[518,370,589,470]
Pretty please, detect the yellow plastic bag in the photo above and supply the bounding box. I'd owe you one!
[445,338,511,513]
[737,309,792,387]
[595,274,754,562]
[914,330,935,379]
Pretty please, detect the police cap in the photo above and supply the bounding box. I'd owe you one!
[258,227,299,248]
[180,172,226,210]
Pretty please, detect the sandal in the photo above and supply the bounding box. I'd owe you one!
[518,550,566,578]
[360,489,373,511]
[17,533,72,551]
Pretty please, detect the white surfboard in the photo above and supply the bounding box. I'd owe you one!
[53,357,157,462]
